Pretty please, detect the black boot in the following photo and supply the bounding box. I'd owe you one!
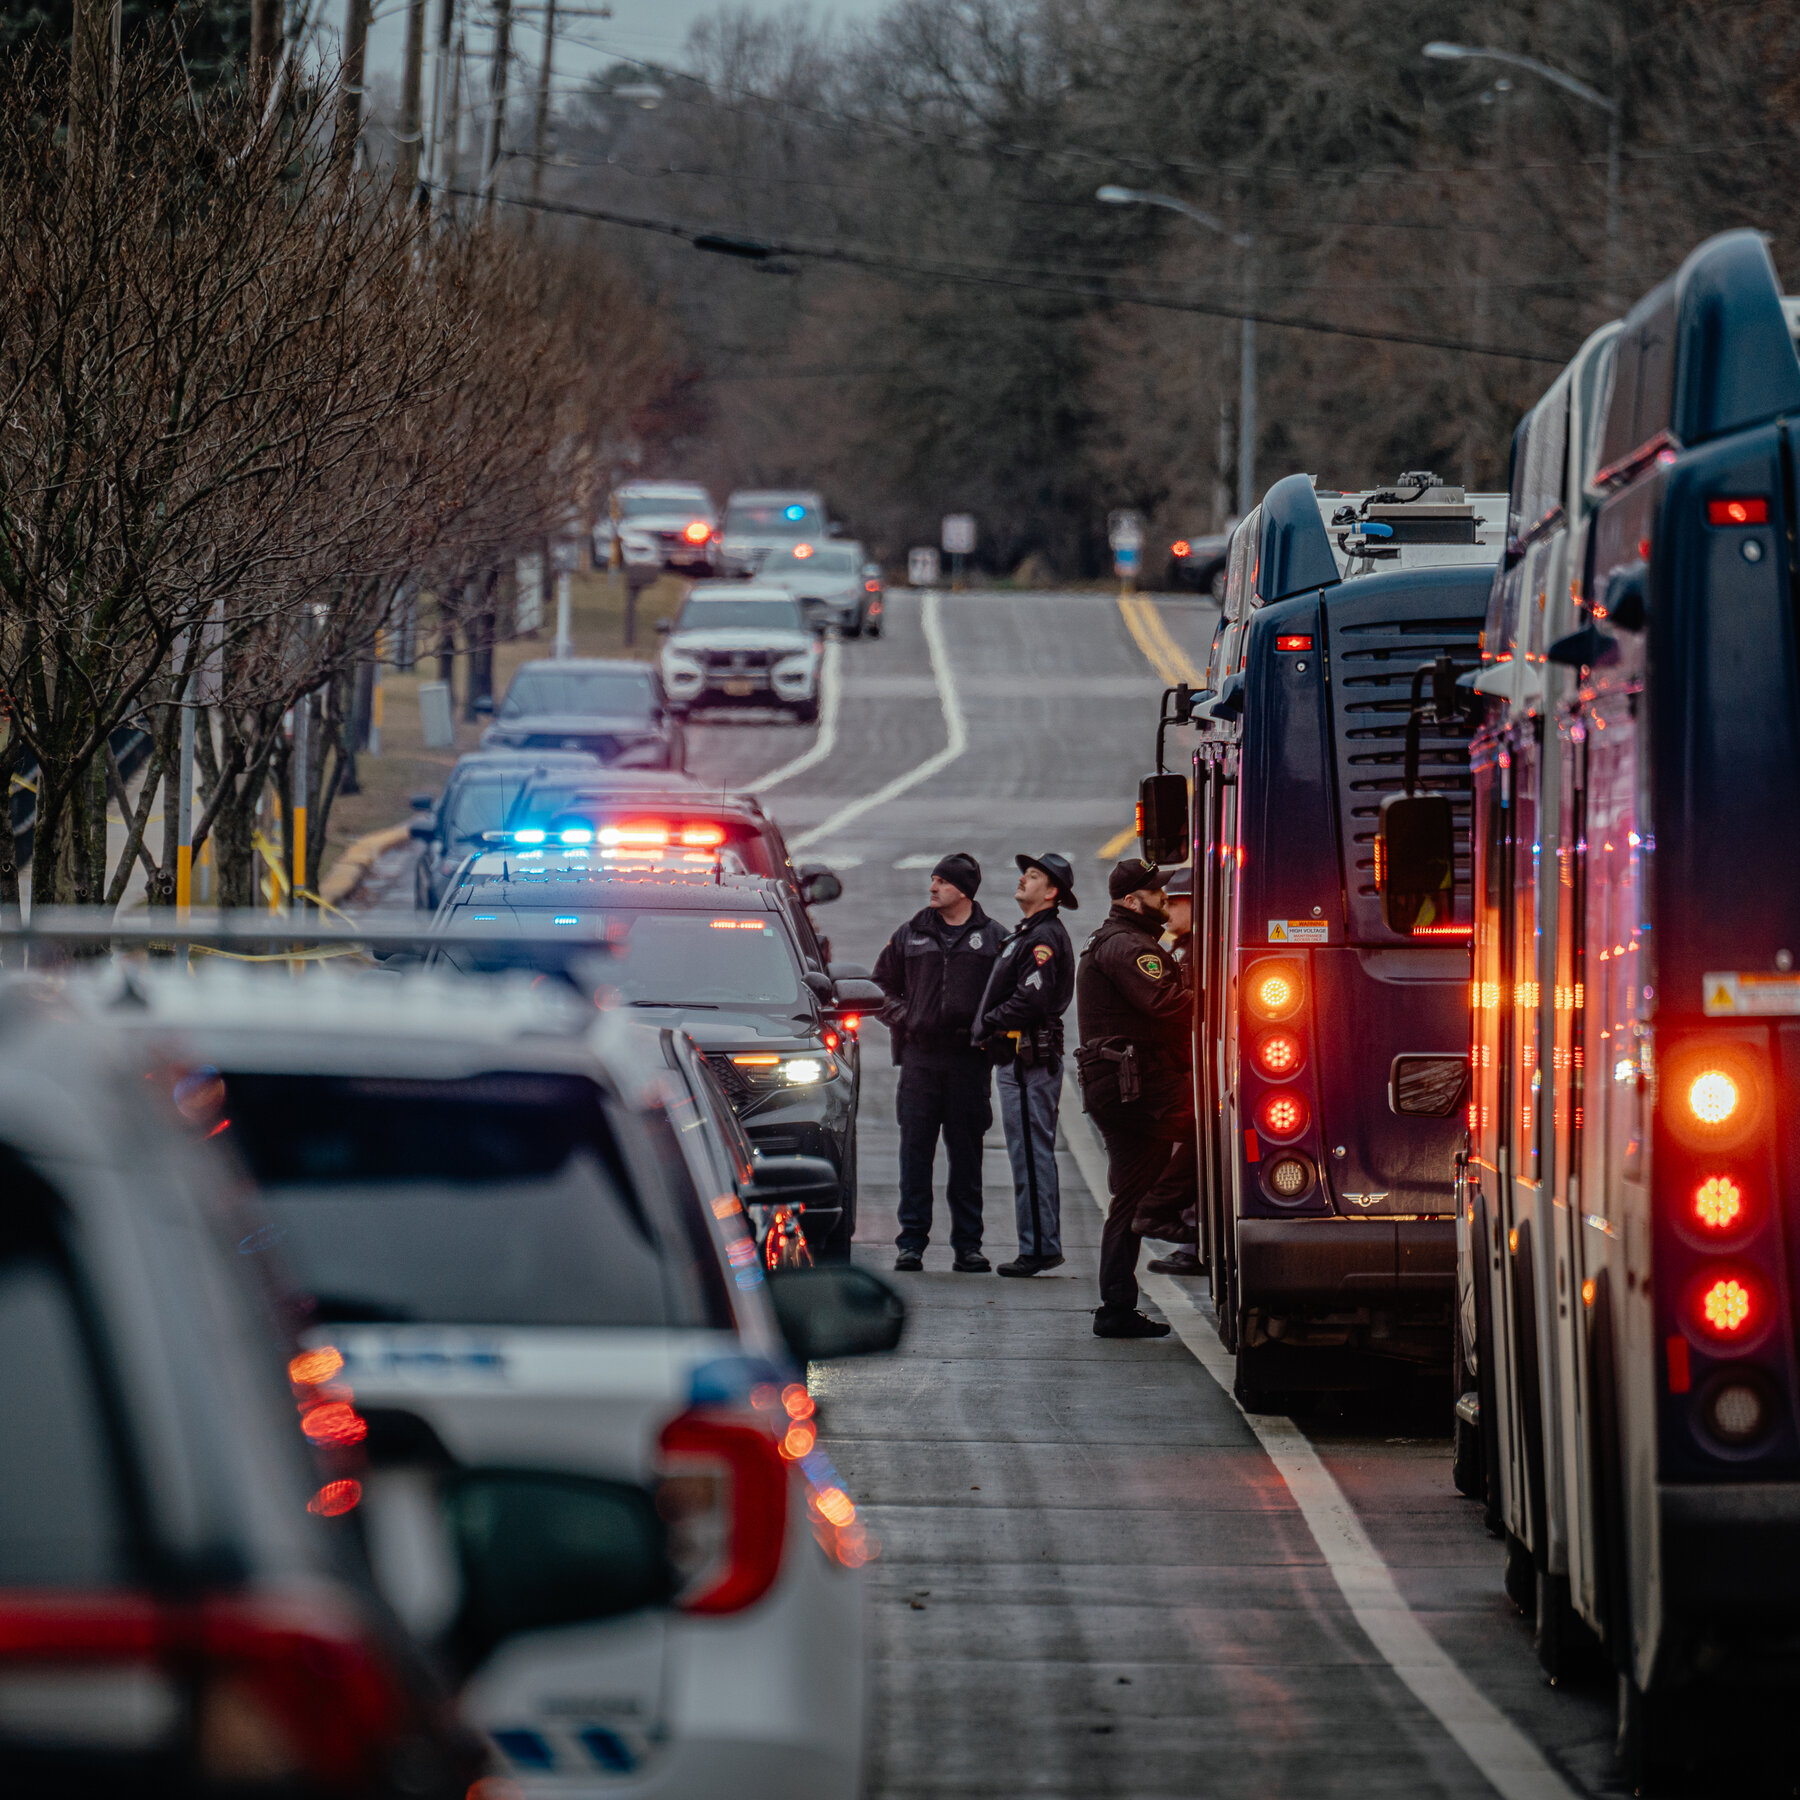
[1092,1306,1172,1339]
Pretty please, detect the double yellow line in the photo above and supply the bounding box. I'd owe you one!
[1097,594,1208,859]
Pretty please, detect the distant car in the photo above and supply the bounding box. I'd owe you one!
[411,749,602,911]
[482,658,685,769]
[757,541,881,636]
[1170,530,1232,594]
[433,861,885,1260]
[593,481,720,579]
[99,964,898,1800]
[719,490,830,577]
[0,982,478,1800]
[657,585,822,723]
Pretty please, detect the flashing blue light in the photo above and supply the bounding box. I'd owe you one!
[515,828,547,845]
[553,916,580,925]
[783,504,805,521]
[559,827,594,845]
[473,914,497,921]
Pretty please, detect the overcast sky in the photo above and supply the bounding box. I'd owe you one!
[358,0,886,102]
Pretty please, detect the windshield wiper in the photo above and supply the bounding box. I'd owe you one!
[628,999,720,1009]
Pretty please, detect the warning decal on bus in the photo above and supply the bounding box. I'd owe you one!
[1268,920,1329,943]
[1703,972,1800,1016]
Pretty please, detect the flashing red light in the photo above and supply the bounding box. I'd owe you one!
[841,1014,861,1034]
[1258,1091,1309,1141]
[1255,1029,1303,1077]
[1172,539,1192,558]
[1694,1175,1744,1231]
[1707,497,1769,527]
[1696,1274,1756,1338]
[308,1479,363,1517]
[865,578,881,592]
[683,520,712,544]
[678,823,726,847]
[1275,634,1313,652]
[793,543,814,559]
[300,1401,367,1447]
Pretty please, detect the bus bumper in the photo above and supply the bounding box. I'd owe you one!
[1236,1217,1456,1307]
[1662,1483,1800,1619]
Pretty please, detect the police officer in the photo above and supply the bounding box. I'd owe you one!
[1137,866,1202,1277]
[1075,859,1191,1337]
[973,852,1077,1277]
[873,852,1002,1273]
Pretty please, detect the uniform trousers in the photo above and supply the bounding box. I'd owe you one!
[1134,1136,1199,1244]
[996,1056,1062,1259]
[895,1048,991,1255]
[1095,1118,1179,1311]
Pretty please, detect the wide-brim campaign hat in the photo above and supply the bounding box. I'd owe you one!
[1016,851,1078,910]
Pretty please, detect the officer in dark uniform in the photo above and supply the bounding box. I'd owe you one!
[873,852,1003,1273]
[1075,859,1191,1337]
[973,852,1077,1277]
[1137,866,1202,1277]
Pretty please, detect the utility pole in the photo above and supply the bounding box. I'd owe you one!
[336,0,373,174]
[529,0,557,214]
[442,30,467,205]
[398,0,428,198]
[250,0,282,96]
[290,695,309,912]
[481,0,513,217]
[425,0,456,201]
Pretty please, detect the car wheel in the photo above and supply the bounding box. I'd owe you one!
[815,1134,858,1263]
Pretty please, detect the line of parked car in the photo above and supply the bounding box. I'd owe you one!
[2,742,893,1796]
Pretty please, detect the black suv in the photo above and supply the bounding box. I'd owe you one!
[431,858,883,1258]
[410,749,601,911]
[482,659,684,770]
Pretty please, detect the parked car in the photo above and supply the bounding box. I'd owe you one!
[431,861,885,1259]
[1170,529,1232,594]
[482,658,685,769]
[657,585,822,723]
[96,962,899,1798]
[410,749,601,911]
[719,490,830,576]
[757,541,881,636]
[593,481,720,579]
[0,980,479,1800]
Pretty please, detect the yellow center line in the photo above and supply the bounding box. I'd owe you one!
[1097,823,1139,860]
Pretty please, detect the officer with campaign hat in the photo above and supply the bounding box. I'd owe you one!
[1075,859,1193,1336]
[973,852,1077,1276]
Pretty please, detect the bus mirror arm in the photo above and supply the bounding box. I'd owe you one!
[1154,683,1211,772]
[1403,654,1477,794]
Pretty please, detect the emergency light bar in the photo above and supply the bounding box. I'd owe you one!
[0,909,615,957]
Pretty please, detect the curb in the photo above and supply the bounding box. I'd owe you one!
[320,822,411,906]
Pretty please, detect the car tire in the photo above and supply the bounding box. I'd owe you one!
[815,1133,858,1262]
[867,621,883,639]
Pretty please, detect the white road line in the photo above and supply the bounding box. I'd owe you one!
[1057,1076,1580,1800]
[787,591,966,853]
[748,635,842,793]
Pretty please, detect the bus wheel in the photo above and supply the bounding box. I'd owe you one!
[1451,1310,1483,1498]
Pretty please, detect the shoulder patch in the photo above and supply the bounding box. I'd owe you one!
[1136,952,1165,978]
[1032,943,1054,965]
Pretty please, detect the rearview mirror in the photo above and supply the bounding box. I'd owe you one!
[1137,772,1188,867]
[1377,793,1456,935]
[765,1265,906,1362]
[797,864,842,905]
[655,619,671,635]
[442,1469,673,1668]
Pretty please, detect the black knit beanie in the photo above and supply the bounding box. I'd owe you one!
[931,852,981,899]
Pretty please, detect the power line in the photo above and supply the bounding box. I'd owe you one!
[432,181,1569,364]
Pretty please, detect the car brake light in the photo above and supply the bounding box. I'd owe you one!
[683,520,712,543]
[1245,959,1303,1022]
[1172,539,1191,557]
[865,579,880,592]
[1707,497,1768,526]
[657,1411,788,1614]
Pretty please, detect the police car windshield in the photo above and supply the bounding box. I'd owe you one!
[676,597,806,633]
[218,1072,724,1329]
[500,667,654,719]
[724,501,819,536]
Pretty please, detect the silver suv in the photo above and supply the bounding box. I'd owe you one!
[719,490,829,576]
[657,584,822,722]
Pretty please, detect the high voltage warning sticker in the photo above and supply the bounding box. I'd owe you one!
[1269,920,1329,943]
[1704,972,1800,1016]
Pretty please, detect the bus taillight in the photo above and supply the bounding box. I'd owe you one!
[1694,1273,1759,1340]
[1245,959,1304,1023]
[1693,1175,1745,1232]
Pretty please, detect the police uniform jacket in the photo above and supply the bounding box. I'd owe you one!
[1075,904,1191,1119]
[972,907,1074,1055]
[872,904,1002,1063]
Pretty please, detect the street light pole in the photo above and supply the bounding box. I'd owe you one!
[1097,184,1257,518]
[1422,42,1620,312]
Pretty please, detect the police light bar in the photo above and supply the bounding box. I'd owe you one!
[0,909,616,957]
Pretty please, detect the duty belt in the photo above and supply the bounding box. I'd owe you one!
[1076,1037,1141,1103]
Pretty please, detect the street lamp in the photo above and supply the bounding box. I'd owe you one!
[1422,41,1620,310]
[1098,184,1257,519]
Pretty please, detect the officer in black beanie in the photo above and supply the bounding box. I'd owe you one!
[873,853,1003,1271]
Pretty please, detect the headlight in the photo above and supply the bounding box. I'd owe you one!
[783,1056,827,1085]
[730,1051,839,1086]
[663,655,703,682]
[774,652,815,679]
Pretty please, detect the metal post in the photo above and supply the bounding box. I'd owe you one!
[553,569,572,659]
[370,630,384,756]
[481,0,513,217]
[290,694,309,913]
[1237,251,1257,521]
[529,0,556,211]
[175,680,195,912]
[398,0,428,198]
[1603,106,1621,314]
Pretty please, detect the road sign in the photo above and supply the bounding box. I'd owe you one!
[908,546,941,587]
[1107,509,1145,552]
[941,514,977,556]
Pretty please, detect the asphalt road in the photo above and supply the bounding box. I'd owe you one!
[384,586,1620,1798]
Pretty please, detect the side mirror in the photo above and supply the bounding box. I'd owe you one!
[831,976,886,1011]
[1376,792,1456,935]
[472,693,495,719]
[655,619,672,635]
[765,1265,906,1362]
[803,970,834,1001]
[1137,772,1188,867]
[409,792,435,812]
[441,1469,672,1669]
[740,1153,841,1209]
[408,815,437,843]
[797,864,842,905]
